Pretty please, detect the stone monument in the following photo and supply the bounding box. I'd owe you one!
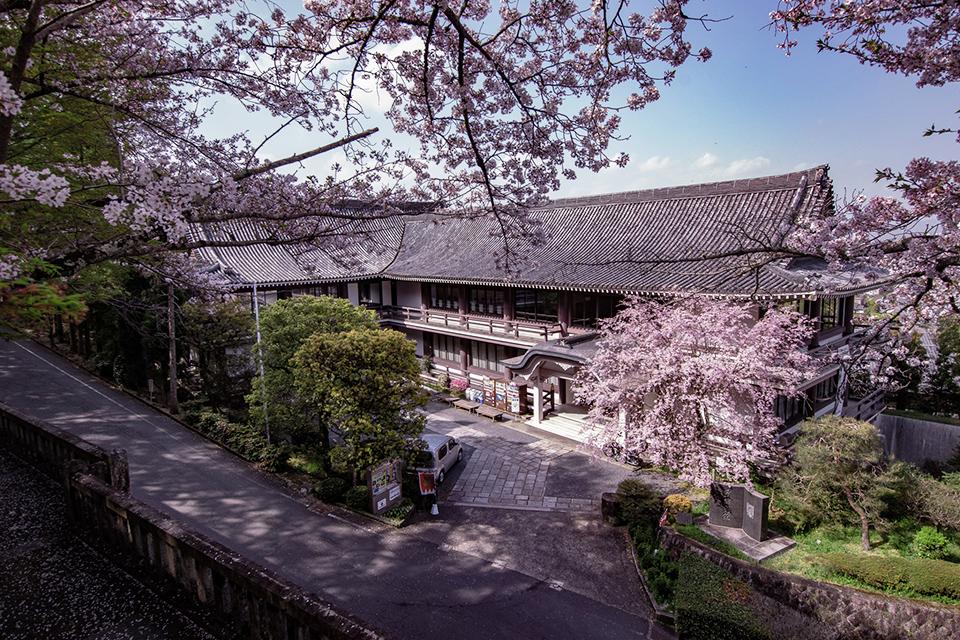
[708,482,769,542]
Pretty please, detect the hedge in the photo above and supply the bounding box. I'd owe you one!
[193,411,289,471]
[818,553,960,600]
[674,553,770,640]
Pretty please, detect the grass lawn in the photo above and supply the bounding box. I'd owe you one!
[766,522,960,606]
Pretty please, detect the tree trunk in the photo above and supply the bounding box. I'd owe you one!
[167,282,178,414]
[845,488,871,551]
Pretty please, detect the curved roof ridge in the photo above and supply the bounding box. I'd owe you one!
[541,165,829,210]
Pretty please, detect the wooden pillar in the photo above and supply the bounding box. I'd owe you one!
[843,296,855,335]
[503,288,515,321]
[458,286,467,316]
[558,291,572,332]
[459,341,469,373]
[808,299,822,347]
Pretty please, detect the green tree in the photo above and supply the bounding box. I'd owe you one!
[247,296,378,443]
[292,328,425,476]
[778,416,902,550]
[930,318,960,415]
[182,299,255,412]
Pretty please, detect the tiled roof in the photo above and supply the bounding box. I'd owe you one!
[195,165,879,297]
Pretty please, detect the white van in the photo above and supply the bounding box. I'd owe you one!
[420,434,463,484]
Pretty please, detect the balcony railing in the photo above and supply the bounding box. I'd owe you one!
[378,305,587,343]
[843,388,886,422]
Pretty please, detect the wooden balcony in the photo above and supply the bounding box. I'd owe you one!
[842,388,886,423]
[378,305,587,344]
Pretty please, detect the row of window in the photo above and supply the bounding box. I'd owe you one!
[426,334,520,373]
[427,286,624,327]
[780,298,849,333]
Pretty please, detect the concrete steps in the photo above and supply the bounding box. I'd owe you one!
[530,412,589,442]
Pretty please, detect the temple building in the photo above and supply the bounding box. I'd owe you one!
[197,166,885,442]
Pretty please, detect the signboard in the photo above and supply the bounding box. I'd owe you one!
[418,471,436,495]
[495,381,507,410]
[482,377,496,405]
[366,460,403,515]
[505,382,528,414]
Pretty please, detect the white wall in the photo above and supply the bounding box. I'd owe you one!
[395,281,422,308]
[347,282,360,305]
[381,280,392,306]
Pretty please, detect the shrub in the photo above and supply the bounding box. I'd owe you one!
[818,553,960,600]
[344,485,371,511]
[912,526,949,559]
[663,493,693,514]
[617,477,662,527]
[674,554,770,640]
[437,372,451,390]
[193,410,289,470]
[914,475,960,532]
[314,477,348,503]
[629,521,678,605]
[383,497,414,523]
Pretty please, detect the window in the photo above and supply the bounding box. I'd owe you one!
[775,394,809,428]
[468,287,504,316]
[819,298,844,331]
[429,284,459,310]
[515,289,559,322]
[814,374,839,402]
[438,444,448,460]
[296,284,345,298]
[572,293,623,327]
[469,340,519,373]
[430,334,460,363]
[359,281,381,305]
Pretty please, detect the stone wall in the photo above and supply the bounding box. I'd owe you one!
[0,402,127,489]
[1,402,385,640]
[878,413,960,465]
[661,528,960,640]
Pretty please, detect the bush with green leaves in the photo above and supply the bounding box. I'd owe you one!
[818,553,960,601]
[674,553,770,640]
[617,477,662,527]
[313,477,348,503]
[193,411,289,471]
[629,521,678,605]
[913,474,960,532]
[344,485,371,511]
[383,498,415,523]
[912,526,949,559]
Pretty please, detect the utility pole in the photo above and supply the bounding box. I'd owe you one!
[252,282,270,443]
[167,281,178,414]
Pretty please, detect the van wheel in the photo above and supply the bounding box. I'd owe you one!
[457,449,463,462]
[437,469,445,485]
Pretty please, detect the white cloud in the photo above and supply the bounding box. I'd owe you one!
[636,155,672,172]
[722,156,771,177]
[693,152,718,169]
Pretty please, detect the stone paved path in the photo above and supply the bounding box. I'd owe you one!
[424,404,624,512]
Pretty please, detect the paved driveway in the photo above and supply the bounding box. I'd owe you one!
[424,403,634,512]
[0,340,669,640]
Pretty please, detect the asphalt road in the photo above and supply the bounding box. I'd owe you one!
[0,340,664,640]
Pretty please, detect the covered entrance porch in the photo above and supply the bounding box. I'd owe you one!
[503,334,598,443]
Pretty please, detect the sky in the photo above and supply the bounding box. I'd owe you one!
[203,0,958,201]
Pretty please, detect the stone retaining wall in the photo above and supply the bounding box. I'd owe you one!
[0,402,385,640]
[878,413,960,465]
[661,528,960,640]
[0,402,127,489]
